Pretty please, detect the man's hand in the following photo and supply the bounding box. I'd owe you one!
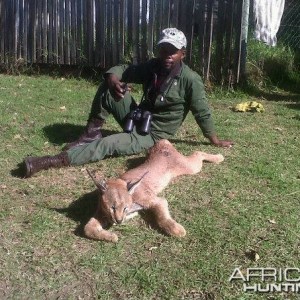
[214,140,233,148]
[106,74,131,101]
[208,135,234,148]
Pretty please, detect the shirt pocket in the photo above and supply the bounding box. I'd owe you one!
[154,81,184,109]
[160,96,185,113]
[164,82,184,102]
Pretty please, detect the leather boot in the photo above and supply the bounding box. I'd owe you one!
[24,152,70,178]
[63,118,105,150]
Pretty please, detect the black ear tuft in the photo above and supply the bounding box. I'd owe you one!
[127,171,149,194]
[86,169,107,193]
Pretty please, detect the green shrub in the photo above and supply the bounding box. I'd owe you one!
[246,37,300,89]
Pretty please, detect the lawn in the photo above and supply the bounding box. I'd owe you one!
[0,73,299,299]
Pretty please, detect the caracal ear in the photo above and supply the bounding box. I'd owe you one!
[127,171,149,195]
[86,169,107,193]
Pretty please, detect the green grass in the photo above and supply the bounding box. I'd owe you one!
[0,72,299,299]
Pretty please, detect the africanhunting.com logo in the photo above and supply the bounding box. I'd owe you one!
[229,267,300,293]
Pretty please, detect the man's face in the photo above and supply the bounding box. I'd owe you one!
[157,43,186,71]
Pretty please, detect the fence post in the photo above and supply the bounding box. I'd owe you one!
[240,0,250,82]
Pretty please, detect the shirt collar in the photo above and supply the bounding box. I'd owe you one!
[158,61,183,95]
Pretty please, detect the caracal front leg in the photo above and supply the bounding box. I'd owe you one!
[149,197,186,237]
[84,216,118,243]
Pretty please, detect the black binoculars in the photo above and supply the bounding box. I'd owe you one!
[124,108,152,134]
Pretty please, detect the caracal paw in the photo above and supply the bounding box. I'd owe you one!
[161,219,186,237]
[102,231,118,243]
[172,222,186,237]
[84,226,118,243]
[216,154,224,163]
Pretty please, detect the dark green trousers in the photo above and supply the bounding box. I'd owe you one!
[67,84,156,166]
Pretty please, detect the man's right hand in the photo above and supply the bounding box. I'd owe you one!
[106,74,131,101]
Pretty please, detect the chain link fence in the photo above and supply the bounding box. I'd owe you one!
[277,0,300,49]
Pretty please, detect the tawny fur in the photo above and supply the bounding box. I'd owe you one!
[84,139,224,242]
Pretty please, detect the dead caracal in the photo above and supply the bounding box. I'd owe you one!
[84,139,224,242]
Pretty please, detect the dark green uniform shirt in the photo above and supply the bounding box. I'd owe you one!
[106,58,216,141]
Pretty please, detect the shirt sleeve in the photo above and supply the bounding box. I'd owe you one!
[104,61,152,84]
[188,73,216,138]
[105,64,129,80]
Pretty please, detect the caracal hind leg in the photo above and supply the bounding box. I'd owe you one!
[84,217,118,243]
[183,151,224,174]
[200,152,224,164]
[149,197,186,237]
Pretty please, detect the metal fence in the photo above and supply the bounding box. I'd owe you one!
[277,0,300,49]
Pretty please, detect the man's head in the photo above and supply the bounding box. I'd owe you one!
[157,28,187,71]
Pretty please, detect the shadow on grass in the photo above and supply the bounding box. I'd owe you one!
[241,80,300,109]
[11,161,27,178]
[53,190,99,238]
[286,103,300,111]
[0,63,103,84]
[247,88,300,104]
[125,156,147,169]
[43,123,119,146]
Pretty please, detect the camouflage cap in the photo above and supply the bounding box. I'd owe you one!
[157,28,187,49]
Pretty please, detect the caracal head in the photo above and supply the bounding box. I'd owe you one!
[87,170,147,224]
